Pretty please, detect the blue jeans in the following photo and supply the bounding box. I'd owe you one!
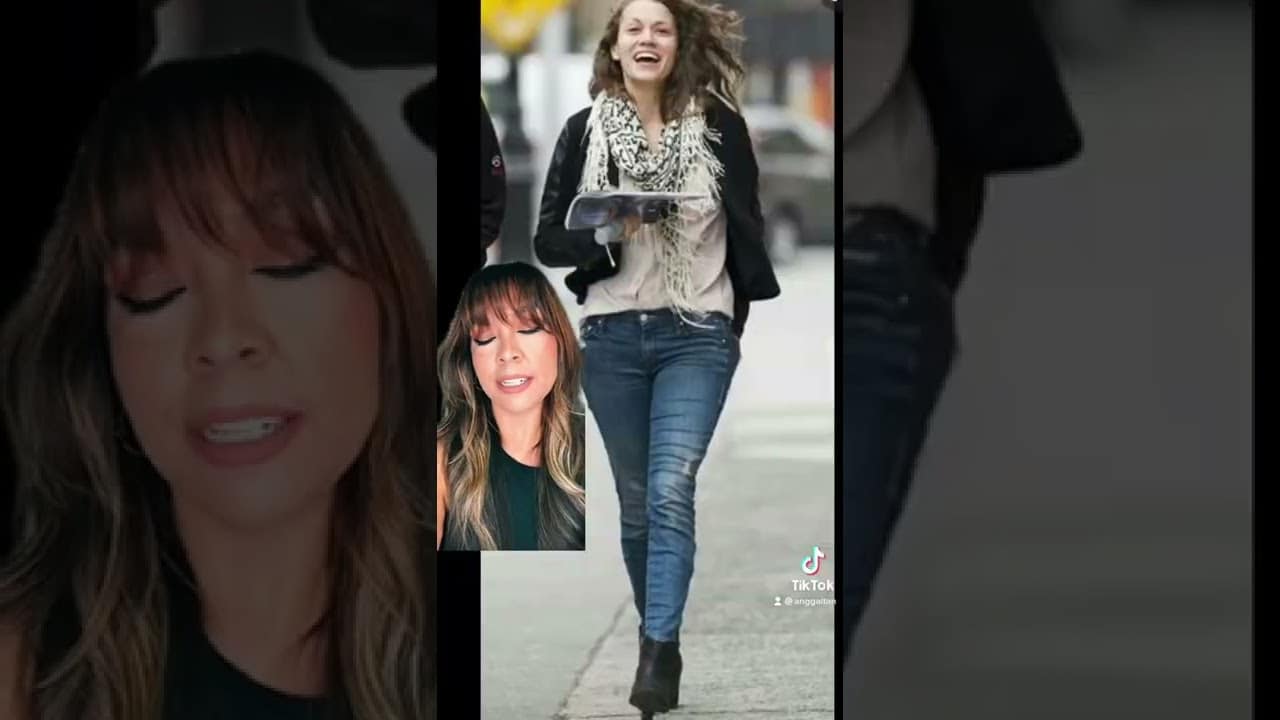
[842,207,957,660]
[582,309,740,642]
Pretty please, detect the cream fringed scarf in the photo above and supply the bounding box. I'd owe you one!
[578,92,724,319]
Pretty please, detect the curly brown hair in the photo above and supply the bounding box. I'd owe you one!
[589,0,746,120]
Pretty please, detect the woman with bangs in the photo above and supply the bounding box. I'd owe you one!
[0,51,434,719]
[436,262,585,552]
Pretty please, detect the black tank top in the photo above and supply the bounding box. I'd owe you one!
[32,568,346,718]
[163,615,340,719]
[440,436,540,551]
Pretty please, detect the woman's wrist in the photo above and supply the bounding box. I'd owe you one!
[594,223,622,246]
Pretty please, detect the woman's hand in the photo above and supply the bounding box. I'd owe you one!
[594,214,643,246]
[622,214,643,238]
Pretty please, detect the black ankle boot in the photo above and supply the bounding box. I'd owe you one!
[629,636,682,714]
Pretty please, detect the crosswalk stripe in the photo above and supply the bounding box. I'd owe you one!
[718,404,835,462]
[730,441,834,462]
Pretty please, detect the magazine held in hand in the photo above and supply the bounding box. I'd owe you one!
[566,191,709,266]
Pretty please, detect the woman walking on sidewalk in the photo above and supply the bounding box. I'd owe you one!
[534,1,779,716]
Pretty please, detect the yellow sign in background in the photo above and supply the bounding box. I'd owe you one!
[481,0,574,55]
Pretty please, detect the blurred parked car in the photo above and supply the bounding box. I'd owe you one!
[742,105,835,265]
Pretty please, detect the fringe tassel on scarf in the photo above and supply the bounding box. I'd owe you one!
[578,92,724,323]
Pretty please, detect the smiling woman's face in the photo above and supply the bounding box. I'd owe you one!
[468,308,559,422]
[612,0,679,89]
[106,184,381,531]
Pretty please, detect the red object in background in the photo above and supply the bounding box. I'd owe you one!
[811,63,834,128]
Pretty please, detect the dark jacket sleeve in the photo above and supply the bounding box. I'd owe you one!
[909,0,1080,292]
[910,0,1082,174]
[712,101,780,335]
[480,97,505,252]
[532,113,610,269]
[717,107,768,270]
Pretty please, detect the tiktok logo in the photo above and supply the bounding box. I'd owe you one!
[801,545,826,576]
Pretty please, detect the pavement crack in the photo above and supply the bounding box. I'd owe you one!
[552,597,632,719]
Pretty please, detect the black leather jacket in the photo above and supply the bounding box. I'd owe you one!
[532,96,781,337]
[908,0,1082,290]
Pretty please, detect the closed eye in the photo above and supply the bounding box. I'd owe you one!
[472,336,496,346]
[517,328,543,335]
[115,288,185,315]
[255,255,325,279]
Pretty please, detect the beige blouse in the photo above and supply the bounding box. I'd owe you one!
[582,171,736,320]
